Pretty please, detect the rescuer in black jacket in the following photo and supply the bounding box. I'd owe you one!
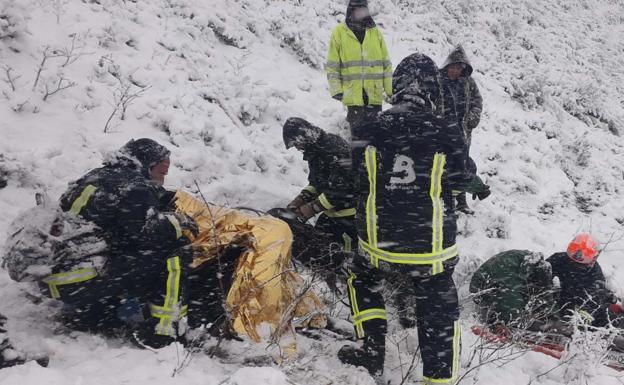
[54,138,197,348]
[273,118,357,274]
[337,53,490,382]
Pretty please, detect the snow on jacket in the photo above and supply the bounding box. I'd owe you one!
[547,252,616,327]
[325,23,392,106]
[470,250,554,325]
[57,140,190,285]
[284,117,356,215]
[440,45,483,145]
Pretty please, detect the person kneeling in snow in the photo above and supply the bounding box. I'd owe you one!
[470,234,623,335]
[270,117,356,290]
[469,250,557,332]
[4,138,198,349]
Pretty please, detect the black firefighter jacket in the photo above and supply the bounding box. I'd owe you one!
[351,104,474,275]
[58,159,189,292]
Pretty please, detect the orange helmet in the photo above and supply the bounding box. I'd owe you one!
[567,233,600,265]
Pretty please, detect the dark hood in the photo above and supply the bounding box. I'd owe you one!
[346,0,375,31]
[283,117,323,153]
[441,44,473,78]
[105,138,170,177]
[391,53,442,113]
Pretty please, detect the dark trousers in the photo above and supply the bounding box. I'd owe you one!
[346,105,382,130]
[346,255,461,382]
[46,246,193,339]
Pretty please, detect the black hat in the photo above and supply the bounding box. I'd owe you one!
[120,138,170,170]
[391,53,441,107]
[283,118,322,150]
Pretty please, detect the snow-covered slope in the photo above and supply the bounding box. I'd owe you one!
[1,0,623,384]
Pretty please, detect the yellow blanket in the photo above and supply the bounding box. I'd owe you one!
[174,191,326,353]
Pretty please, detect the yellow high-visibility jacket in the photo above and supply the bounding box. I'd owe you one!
[326,23,392,106]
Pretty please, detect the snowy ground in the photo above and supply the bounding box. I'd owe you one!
[1,0,623,384]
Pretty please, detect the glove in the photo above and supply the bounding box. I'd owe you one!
[332,93,343,101]
[293,200,324,223]
[465,175,491,201]
[171,212,199,238]
[287,189,316,209]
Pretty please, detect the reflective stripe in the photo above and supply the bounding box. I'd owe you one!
[69,185,97,215]
[423,321,461,385]
[303,185,318,195]
[325,61,341,70]
[166,214,183,239]
[328,73,388,81]
[359,238,458,265]
[152,256,183,337]
[342,233,353,253]
[339,59,392,68]
[363,148,455,274]
[353,308,387,326]
[317,193,334,210]
[430,153,446,255]
[42,268,98,299]
[365,147,378,248]
[347,270,365,338]
[323,207,356,218]
[149,304,188,318]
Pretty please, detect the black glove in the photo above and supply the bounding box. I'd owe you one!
[332,93,343,101]
[472,185,491,201]
[287,189,316,209]
[172,212,199,237]
[465,176,491,201]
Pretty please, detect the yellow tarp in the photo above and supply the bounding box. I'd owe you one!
[174,191,326,351]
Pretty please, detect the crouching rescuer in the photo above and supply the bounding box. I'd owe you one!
[337,53,490,383]
[49,138,197,348]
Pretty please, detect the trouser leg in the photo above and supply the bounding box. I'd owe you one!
[341,255,387,376]
[414,268,461,384]
[347,105,382,130]
[187,246,240,328]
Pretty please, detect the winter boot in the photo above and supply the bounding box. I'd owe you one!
[338,334,385,377]
[455,192,474,215]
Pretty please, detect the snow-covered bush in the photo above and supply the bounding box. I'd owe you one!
[0,1,28,40]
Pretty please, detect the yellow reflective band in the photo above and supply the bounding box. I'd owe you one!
[365,146,378,247]
[338,59,392,68]
[42,268,98,299]
[323,207,356,218]
[347,270,365,338]
[432,261,445,275]
[149,304,188,319]
[69,185,97,215]
[342,233,353,253]
[303,185,318,195]
[359,238,458,265]
[317,193,335,210]
[353,308,387,325]
[430,153,446,253]
[328,73,388,81]
[166,215,183,239]
[153,256,183,336]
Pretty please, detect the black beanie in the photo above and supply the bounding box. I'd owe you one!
[120,138,170,170]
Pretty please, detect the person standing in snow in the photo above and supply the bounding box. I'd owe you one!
[440,45,483,214]
[51,138,198,348]
[326,0,393,129]
[337,53,490,382]
[272,118,356,280]
[548,233,622,328]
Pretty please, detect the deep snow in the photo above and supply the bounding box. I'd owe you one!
[0,0,623,384]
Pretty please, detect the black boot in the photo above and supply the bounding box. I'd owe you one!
[455,192,474,215]
[338,335,385,377]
